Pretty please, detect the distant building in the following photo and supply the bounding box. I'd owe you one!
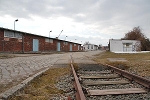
[109,39,141,52]
[83,44,98,51]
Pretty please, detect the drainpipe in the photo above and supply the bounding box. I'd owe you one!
[22,34,24,53]
[2,40,4,52]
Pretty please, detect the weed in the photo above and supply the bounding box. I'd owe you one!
[72,63,79,72]
[8,66,70,100]
[94,51,150,76]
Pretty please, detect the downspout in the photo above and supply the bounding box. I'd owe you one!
[22,33,24,53]
[2,40,4,52]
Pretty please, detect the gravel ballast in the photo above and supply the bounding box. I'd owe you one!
[77,64,150,100]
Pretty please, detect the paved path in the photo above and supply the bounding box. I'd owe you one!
[72,50,104,64]
[0,51,103,93]
[0,53,69,87]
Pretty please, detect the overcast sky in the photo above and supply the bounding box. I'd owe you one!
[0,0,150,46]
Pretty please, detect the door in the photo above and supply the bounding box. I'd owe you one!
[33,39,39,51]
[70,44,72,51]
[78,45,80,50]
[57,42,60,51]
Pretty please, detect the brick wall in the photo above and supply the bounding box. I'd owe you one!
[23,34,45,52]
[44,39,57,51]
[23,34,58,52]
[0,28,81,53]
[4,38,22,53]
[72,43,77,51]
[0,29,22,53]
[0,29,4,52]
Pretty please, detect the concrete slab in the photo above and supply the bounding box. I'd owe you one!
[107,58,127,62]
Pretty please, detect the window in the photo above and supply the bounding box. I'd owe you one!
[74,44,76,46]
[123,43,132,47]
[50,39,53,43]
[45,38,49,42]
[126,43,130,47]
[45,38,53,43]
[15,32,22,38]
[4,30,14,37]
[4,30,22,39]
[64,42,68,45]
[78,45,80,50]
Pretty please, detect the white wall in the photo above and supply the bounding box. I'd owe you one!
[110,39,141,52]
[83,44,98,51]
[110,39,123,52]
[94,45,98,50]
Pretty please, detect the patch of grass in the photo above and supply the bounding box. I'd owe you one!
[107,61,130,70]
[9,66,70,100]
[94,51,150,76]
[0,54,15,59]
[72,63,79,72]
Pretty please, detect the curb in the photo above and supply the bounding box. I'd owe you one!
[0,67,50,100]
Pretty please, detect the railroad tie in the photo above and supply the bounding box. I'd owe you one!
[80,71,112,74]
[87,88,147,96]
[83,80,129,86]
[80,74,119,79]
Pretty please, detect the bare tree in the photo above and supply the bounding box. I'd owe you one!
[122,26,150,51]
[84,41,90,45]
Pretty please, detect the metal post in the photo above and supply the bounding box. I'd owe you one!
[65,36,67,51]
[57,30,63,39]
[49,31,52,39]
[22,34,24,53]
[49,31,52,51]
[14,21,15,30]
[14,19,18,30]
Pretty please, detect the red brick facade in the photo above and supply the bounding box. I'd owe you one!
[0,27,81,53]
[0,29,4,52]
[0,29,23,53]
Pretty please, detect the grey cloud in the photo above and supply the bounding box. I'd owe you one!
[0,0,150,39]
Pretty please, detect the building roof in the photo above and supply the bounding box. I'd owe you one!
[109,39,140,42]
[0,27,81,45]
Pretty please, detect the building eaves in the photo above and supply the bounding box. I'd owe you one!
[0,27,81,45]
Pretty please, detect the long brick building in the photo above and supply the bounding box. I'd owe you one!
[0,27,81,53]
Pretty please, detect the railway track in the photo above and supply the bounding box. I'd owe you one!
[70,56,150,100]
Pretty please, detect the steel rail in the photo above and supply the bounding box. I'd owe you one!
[105,64,150,89]
[70,55,86,100]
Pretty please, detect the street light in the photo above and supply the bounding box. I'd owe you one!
[14,19,18,30]
[48,30,52,51]
[49,30,52,38]
[65,36,68,41]
[75,39,77,43]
